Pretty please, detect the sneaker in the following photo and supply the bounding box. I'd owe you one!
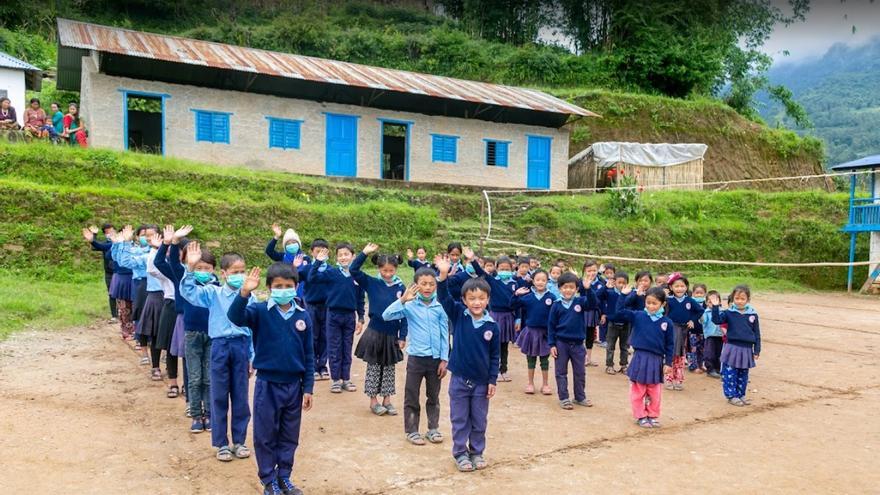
[383,403,398,416]
[648,418,661,428]
[637,417,653,428]
[109,317,118,324]
[707,371,722,379]
[673,383,684,391]
[203,416,212,431]
[263,480,282,495]
[190,418,205,433]
[277,477,303,495]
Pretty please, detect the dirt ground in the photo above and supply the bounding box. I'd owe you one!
[0,292,877,494]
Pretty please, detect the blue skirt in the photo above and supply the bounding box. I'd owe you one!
[627,350,664,384]
[583,309,599,328]
[720,343,756,369]
[516,326,551,357]
[109,273,132,301]
[492,310,516,344]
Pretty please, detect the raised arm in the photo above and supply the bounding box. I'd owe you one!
[306,248,333,284]
[614,287,636,323]
[349,244,378,286]
[435,255,457,318]
[179,241,215,308]
[227,267,261,330]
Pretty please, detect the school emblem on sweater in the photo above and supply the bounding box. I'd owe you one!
[545,298,552,306]
[749,315,756,323]
[686,302,692,310]
[397,291,403,298]
[574,305,582,312]
[661,322,668,331]
[483,330,493,341]
[295,319,307,331]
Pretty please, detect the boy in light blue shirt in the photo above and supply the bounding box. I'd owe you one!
[180,241,256,463]
[382,266,449,446]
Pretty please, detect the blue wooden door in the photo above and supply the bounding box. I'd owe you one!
[527,135,551,189]
[325,114,358,177]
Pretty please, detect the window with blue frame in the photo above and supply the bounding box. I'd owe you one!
[194,110,230,144]
[485,140,509,167]
[432,134,458,163]
[267,117,302,150]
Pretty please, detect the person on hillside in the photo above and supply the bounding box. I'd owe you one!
[62,103,88,147]
[512,269,556,396]
[710,285,761,407]
[81,223,119,323]
[23,98,49,139]
[0,97,19,130]
[350,244,407,417]
[227,263,314,495]
[548,272,599,410]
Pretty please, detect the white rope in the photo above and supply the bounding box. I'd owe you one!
[482,236,880,267]
[483,169,874,195]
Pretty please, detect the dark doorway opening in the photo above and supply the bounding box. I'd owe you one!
[126,94,162,154]
[381,122,407,181]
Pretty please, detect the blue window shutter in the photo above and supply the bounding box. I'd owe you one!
[213,113,229,143]
[432,135,442,161]
[432,135,458,163]
[285,121,300,149]
[447,138,456,162]
[269,119,282,148]
[196,111,212,142]
[497,142,508,167]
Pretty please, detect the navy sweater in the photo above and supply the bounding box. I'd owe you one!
[667,295,704,326]
[615,304,675,365]
[154,243,212,332]
[711,306,762,355]
[447,269,469,301]
[227,295,315,391]
[623,291,646,311]
[438,279,500,385]
[407,258,433,272]
[307,259,365,317]
[92,239,129,275]
[471,260,518,313]
[579,278,607,315]
[603,289,626,323]
[513,290,557,329]
[547,293,598,346]
[297,261,328,306]
[350,253,408,339]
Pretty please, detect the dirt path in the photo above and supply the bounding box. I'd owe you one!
[0,292,877,494]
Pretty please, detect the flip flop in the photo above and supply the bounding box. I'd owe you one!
[524,384,535,394]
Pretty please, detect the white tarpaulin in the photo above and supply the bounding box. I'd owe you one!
[590,142,708,168]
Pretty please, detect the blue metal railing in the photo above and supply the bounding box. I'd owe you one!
[852,202,880,227]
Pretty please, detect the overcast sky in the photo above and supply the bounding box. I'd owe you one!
[764,0,880,64]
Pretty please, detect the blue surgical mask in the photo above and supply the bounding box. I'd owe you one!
[138,236,148,247]
[644,307,665,320]
[226,273,246,289]
[193,271,214,284]
[285,243,300,255]
[497,270,513,280]
[465,264,475,275]
[270,288,297,305]
[418,292,436,303]
[693,296,706,303]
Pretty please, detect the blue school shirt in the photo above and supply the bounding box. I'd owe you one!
[227,296,315,391]
[114,242,156,286]
[350,253,408,340]
[546,278,560,297]
[547,293,598,345]
[307,259,365,318]
[471,260,518,313]
[438,280,500,386]
[179,271,255,360]
[711,305,762,354]
[382,297,448,361]
[615,305,675,365]
[701,308,723,338]
[667,295,704,326]
[513,289,557,329]
[264,238,310,299]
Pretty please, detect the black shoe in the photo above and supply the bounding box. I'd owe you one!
[277,477,303,495]
[263,480,283,495]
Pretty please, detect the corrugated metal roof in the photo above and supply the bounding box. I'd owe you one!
[56,18,597,118]
[0,50,40,72]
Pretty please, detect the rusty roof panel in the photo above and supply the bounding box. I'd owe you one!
[57,18,598,118]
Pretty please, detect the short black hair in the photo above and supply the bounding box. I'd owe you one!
[414,267,436,283]
[447,242,462,253]
[496,256,513,269]
[310,238,329,250]
[558,272,580,288]
[603,263,616,273]
[101,223,115,233]
[517,257,530,267]
[461,277,490,297]
[634,270,653,283]
[335,242,354,254]
[266,262,298,286]
[645,287,668,305]
[372,253,403,268]
[220,252,245,270]
[482,257,496,265]
[582,259,598,270]
[731,284,751,301]
[29,97,40,104]
[615,271,629,282]
[531,269,548,280]
[692,283,707,293]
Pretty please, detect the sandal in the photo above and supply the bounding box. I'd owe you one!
[605,366,616,375]
[139,356,149,366]
[673,383,684,391]
[425,429,443,444]
[574,398,593,407]
[586,361,598,367]
[343,381,357,392]
[637,418,653,428]
[370,404,388,416]
[216,446,233,462]
[618,366,628,374]
[499,373,512,382]
[383,403,398,416]
[151,368,162,381]
[320,371,331,381]
[559,399,573,410]
[406,432,425,446]
[728,397,746,407]
[540,385,552,395]
[330,381,343,394]
[455,454,475,472]
[232,443,250,459]
[741,398,752,405]
[648,418,661,428]
[471,454,487,470]
[166,385,179,398]
[524,384,535,394]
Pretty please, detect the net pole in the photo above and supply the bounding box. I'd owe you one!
[479,191,485,254]
[483,190,493,240]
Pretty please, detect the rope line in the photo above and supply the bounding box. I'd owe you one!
[482,236,880,267]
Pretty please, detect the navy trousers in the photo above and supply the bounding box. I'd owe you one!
[308,303,328,374]
[326,309,355,381]
[448,375,489,458]
[253,378,303,485]
[555,340,586,402]
[210,336,251,448]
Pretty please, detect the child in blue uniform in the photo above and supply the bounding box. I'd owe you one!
[701,290,724,378]
[604,271,631,375]
[615,286,675,428]
[664,273,703,390]
[308,242,365,394]
[548,272,599,409]
[688,283,708,373]
[181,241,255,463]
[297,238,330,381]
[513,269,556,395]
[622,271,653,311]
[597,263,616,347]
[710,285,761,407]
[228,263,314,495]
[265,223,303,263]
[580,260,606,367]
[547,264,562,297]
[406,247,432,271]
[464,248,517,383]
[352,243,408,417]
[436,254,499,473]
[382,266,449,446]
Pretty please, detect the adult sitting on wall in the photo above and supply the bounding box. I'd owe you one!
[23,98,52,140]
[62,102,88,147]
[0,98,20,130]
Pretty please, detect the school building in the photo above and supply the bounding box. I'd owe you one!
[56,19,597,190]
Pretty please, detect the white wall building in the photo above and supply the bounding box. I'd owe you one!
[0,51,41,127]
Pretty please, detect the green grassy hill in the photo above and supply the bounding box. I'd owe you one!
[0,143,867,339]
